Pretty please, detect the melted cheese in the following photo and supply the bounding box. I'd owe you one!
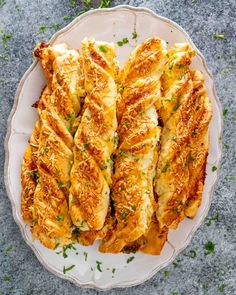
[69,39,118,231]
[99,37,167,253]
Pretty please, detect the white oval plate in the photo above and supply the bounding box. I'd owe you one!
[4,5,223,290]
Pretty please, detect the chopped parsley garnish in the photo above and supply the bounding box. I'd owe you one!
[112,268,116,274]
[173,103,180,111]
[173,261,178,268]
[100,165,107,170]
[99,0,110,8]
[186,154,195,166]
[123,121,128,127]
[127,256,135,263]
[63,265,75,274]
[178,63,185,69]
[43,147,49,153]
[33,219,37,225]
[84,142,90,149]
[205,213,219,226]
[3,275,12,282]
[178,73,184,80]
[39,25,47,33]
[26,170,38,181]
[2,32,12,48]
[162,161,170,173]
[83,251,88,261]
[218,284,225,292]
[119,85,124,94]
[70,0,76,7]
[205,241,215,255]
[164,270,170,277]
[57,180,65,188]
[96,260,103,272]
[223,108,228,117]
[188,250,197,258]
[56,214,64,221]
[0,0,6,8]
[121,208,127,220]
[113,134,119,146]
[172,136,177,141]
[98,45,107,53]
[49,23,62,30]
[132,204,137,210]
[212,166,217,172]
[132,31,138,39]
[63,16,73,21]
[117,38,129,46]
[213,33,225,39]
[134,156,140,162]
[61,244,76,258]
[119,149,126,156]
[122,37,128,44]
[224,144,229,149]
[5,245,13,253]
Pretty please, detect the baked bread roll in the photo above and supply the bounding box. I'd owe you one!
[100,37,167,253]
[30,43,85,249]
[69,39,118,231]
[155,44,212,229]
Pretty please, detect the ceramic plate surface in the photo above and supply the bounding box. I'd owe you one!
[4,5,223,290]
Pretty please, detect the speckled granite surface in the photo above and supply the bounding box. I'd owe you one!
[0,0,235,294]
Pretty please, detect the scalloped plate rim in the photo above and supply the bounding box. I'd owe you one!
[4,5,223,290]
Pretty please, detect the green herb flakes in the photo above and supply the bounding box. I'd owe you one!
[223,109,228,117]
[99,0,110,8]
[213,33,225,39]
[63,16,73,21]
[57,180,65,188]
[3,275,12,282]
[99,45,107,53]
[205,213,219,226]
[212,166,217,172]
[0,0,6,8]
[117,38,129,46]
[2,33,12,49]
[164,270,170,277]
[127,256,135,263]
[39,25,46,33]
[173,103,180,111]
[96,260,103,272]
[189,250,197,258]
[205,241,215,255]
[121,208,127,220]
[43,147,49,153]
[56,214,64,221]
[84,142,90,149]
[162,161,170,173]
[112,268,116,274]
[132,31,138,39]
[63,265,75,274]
[83,251,88,261]
[218,284,225,292]
[5,245,13,253]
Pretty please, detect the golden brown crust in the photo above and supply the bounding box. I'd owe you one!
[69,39,118,231]
[155,46,212,229]
[99,38,167,253]
[26,43,85,248]
[21,121,41,223]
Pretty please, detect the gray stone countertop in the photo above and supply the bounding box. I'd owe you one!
[0,0,235,294]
